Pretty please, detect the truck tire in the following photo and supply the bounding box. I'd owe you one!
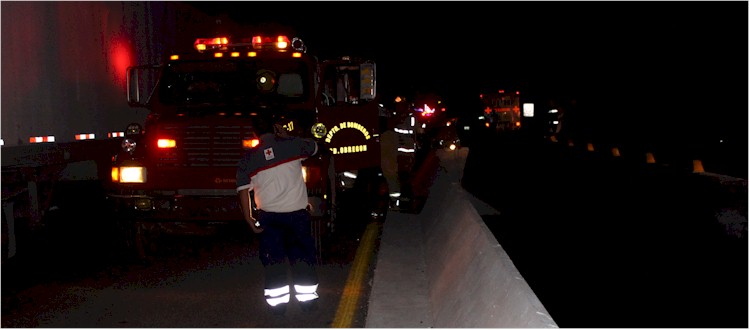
[114,216,150,261]
[1,202,10,263]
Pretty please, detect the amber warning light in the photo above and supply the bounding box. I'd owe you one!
[243,138,260,149]
[157,139,177,148]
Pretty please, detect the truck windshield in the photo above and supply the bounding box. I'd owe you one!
[157,58,310,108]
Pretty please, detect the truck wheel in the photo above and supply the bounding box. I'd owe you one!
[327,155,337,234]
[354,167,389,219]
[133,222,149,260]
[115,217,149,261]
[1,202,9,263]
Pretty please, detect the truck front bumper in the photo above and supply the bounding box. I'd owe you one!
[107,189,243,222]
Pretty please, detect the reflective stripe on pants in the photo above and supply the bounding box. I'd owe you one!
[265,285,291,307]
[294,283,319,302]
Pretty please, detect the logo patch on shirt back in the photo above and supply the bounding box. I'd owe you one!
[264,147,275,160]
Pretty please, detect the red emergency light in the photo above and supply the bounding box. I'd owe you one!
[189,35,302,56]
[194,37,229,52]
[252,35,291,50]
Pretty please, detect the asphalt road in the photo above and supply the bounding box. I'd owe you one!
[3,127,745,328]
[1,200,374,328]
[0,149,436,328]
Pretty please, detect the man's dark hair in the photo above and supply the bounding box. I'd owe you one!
[253,116,276,135]
[256,109,298,134]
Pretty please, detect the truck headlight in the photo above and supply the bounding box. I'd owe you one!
[112,166,147,183]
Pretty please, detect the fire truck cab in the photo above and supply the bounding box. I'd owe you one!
[108,32,386,258]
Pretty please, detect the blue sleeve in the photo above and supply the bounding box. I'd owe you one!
[236,152,252,191]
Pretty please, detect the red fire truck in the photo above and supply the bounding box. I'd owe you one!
[107,32,387,258]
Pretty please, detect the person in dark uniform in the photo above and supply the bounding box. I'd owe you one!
[236,115,320,316]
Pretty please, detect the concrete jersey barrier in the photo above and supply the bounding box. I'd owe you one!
[366,148,558,328]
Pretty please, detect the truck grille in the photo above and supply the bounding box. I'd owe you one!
[159,124,254,167]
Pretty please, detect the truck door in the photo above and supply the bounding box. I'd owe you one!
[317,60,381,173]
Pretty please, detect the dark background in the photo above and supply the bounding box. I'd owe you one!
[185,2,746,103]
[1,1,746,174]
[185,1,748,164]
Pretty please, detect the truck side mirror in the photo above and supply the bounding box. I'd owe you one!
[126,65,157,108]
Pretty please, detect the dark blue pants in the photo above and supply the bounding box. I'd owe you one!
[257,209,319,305]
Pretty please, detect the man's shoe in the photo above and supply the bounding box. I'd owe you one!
[299,300,319,312]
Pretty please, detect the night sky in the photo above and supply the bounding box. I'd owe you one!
[2,1,743,157]
[183,1,748,162]
[185,1,747,107]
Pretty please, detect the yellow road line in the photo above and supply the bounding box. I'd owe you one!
[331,221,381,328]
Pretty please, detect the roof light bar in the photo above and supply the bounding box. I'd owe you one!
[194,37,229,52]
[252,35,291,50]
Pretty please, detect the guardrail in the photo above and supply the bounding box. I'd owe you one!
[366,148,558,328]
[541,133,747,238]
[545,132,747,180]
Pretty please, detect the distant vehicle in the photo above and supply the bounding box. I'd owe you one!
[395,91,452,157]
[107,29,387,258]
[433,118,461,151]
[479,90,522,132]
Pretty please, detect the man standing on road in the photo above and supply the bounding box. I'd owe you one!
[236,115,320,316]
